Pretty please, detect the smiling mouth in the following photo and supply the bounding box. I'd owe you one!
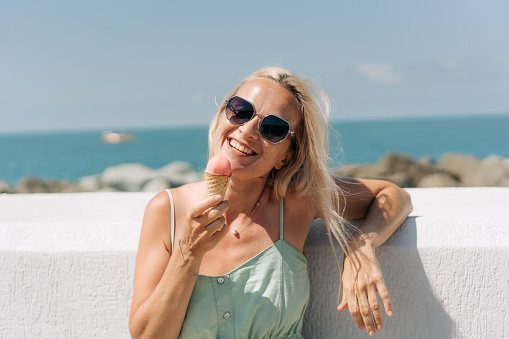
[229,139,256,155]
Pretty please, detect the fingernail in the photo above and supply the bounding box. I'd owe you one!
[377,325,383,331]
[215,195,223,202]
[369,330,375,336]
[388,311,393,316]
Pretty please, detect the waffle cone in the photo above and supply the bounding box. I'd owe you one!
[204,173,230,200]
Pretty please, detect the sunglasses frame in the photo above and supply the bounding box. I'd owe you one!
[225,96,295,144]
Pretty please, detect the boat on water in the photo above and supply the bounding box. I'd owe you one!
[101,131,136,144]
[101,96,136,143]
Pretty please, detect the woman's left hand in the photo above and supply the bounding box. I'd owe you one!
[337,238,393,337]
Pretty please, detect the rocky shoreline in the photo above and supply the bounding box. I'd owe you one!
[1,153,509,194]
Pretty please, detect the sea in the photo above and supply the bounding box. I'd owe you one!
[1,114,508,186]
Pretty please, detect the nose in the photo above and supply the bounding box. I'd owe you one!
[239,113,263,140]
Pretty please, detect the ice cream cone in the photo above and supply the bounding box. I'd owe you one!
[204,173,230,200]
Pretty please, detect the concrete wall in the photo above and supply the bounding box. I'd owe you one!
[1,188,508,338]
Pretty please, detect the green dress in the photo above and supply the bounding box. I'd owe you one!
[167,189,310,339]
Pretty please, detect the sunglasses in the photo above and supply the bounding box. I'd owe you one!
[225,96,295,144]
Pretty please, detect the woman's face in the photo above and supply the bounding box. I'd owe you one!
[213,78,301,181]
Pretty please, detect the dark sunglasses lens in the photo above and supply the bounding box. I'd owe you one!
[260,115,290,143]
[226,97,254,125]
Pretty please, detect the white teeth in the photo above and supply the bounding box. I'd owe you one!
[230,139,254,155]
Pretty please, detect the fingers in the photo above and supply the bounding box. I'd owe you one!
[345,285,365,331]
[209,221,229,246]
[340,255,393,336]
[188,195,224,219]
[179,196,230,256]
[368,286,383,332]
[198,200,230,225]
[377,280,393,317]
[202,216,227,236]
[337,296,348,311]
[187,196,229,234]
[357,291,376,336]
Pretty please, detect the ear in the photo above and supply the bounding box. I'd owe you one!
[275,150,292,170]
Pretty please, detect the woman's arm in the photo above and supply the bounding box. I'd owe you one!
[335,178,413,337]
[128,191,229,339]
[336,177,413,245]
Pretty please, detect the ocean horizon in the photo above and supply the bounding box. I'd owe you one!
[1,113,509,186]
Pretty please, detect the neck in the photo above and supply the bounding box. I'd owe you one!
[223,176,268,221]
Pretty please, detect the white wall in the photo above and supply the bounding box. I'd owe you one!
[1,188,508,338]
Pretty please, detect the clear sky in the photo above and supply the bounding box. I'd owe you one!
[1,0,508,133]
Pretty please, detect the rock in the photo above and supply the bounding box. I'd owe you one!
[46,180,76,193]
[77,175,102,192]
[96,161,201,192]
[142,177,171,192]
[503,158,509,173]
[332,164,360,178]
[438,153,482,186]
[418,173,460,188]
[419,156,434,167]
[9,153,508,193]
[386,172,414,188]
[379,153,417,173]
[0,180,13,193]
[157,161,202,187]
[353,163,384,180]
[13,176,85,193]
[98,187,121,192]
[101,163,157,192]
[499,177,509,187]
[59,183,84,193]
[379,153,437,187]
[476,155,506,186]
[16,176,50,193]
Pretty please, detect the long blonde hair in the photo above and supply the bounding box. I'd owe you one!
[208,67,352,277]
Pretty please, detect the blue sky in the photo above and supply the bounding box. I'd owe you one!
[1,0,508,133]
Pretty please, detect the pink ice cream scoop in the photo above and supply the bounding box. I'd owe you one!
[204,155,231,199]
[205,155,231,176]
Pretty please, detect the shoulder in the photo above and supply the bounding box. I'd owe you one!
[145,181,206,213]
[283,193,320,220]
[141,181,206,253]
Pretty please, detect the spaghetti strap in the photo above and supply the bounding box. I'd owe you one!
[280,199,284,241]
[165,189,175,250]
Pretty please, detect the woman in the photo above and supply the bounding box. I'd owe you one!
[129,67,412,338]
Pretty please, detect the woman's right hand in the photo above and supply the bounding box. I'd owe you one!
[178,195,230,260]
[129,192,230,338]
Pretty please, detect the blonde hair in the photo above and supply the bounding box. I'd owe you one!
[208,67,352,284]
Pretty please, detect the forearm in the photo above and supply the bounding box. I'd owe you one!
[349,184,412,249]
[129,250,202,339]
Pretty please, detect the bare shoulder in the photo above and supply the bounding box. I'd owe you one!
[169,181,207,217]
[145,182,205,214]
[283,193,320,220]
[141,182,205,252]
[281,193,320,251]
